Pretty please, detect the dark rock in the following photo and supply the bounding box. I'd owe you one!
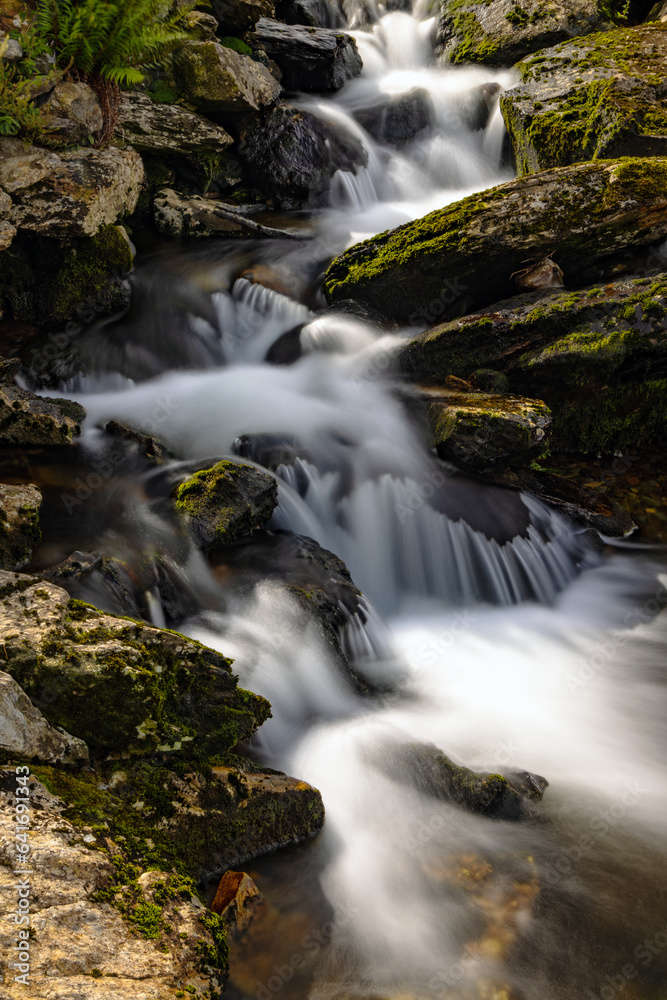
[172,460,279,556]
[153,188,309,238]
[354,88,434,147]
[501,25,667,175]
[0,483,41,570]
[39,82,103,143]
[276,0,346,27]
[0,384,85,447]
[211,0,275,31]
[437,0,610,67]
[324,158,667,325]
[239,103,368,209]
[252,18,362,91]
[103,420,171,464]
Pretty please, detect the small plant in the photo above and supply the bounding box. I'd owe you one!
[0,59,43,141]
[597,0,632,24]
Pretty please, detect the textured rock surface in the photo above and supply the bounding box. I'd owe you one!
[501,25,667,174]
[0,139,143,238]
[420,386,552,472]
[324,158,667,324]
[0,483,41,570]
[40,81,103,142]
[0,571,270,757]
[211,0,275,31]
[253,17,362,91]
[153,188,306,238]
[118,91,233,155]
[173,40,281,114]
[0,671,88,763]
[0,385,85,447]
[277,0,346,27]
[173,460,278,555]
[239,103,368,208]
[437,0,609,67]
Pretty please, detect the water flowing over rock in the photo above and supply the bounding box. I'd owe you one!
[0,386,85,447]
[117,91,233,156]
[239,103,368,208]
[437,0,610,67]
[501,24,667,174]
[173,40,281,114]
[252,18,362,91]
[0,671,88,763]
[324,157,667,324]
[353,87,434,147]
[0,483,41,570]
[0,570,270,757]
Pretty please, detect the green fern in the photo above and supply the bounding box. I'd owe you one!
[35,0,190,86]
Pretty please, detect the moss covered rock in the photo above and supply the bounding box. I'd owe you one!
[437,0,609,67]
[324,157,667,324]
[173,460,278,556]
[396,270,667,452]
[173,40,280,114]
[501,24,667,174]
[0,571,270,758]
[0,384,85,447]
[117,90,233,157]
[0,483,41,569]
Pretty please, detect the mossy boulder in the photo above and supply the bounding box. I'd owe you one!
[324,157,667,325]
[501,24,667,174]
[0,483,41,570]
[437,0,609,67]
[396,271,667,452]
[418,386,552,472]
[172,40,280,114]
[173,460,279,556]
[0,571,271,758]
[0,384,85,447]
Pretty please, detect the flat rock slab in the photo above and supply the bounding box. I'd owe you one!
[501,24,667,174]
[253,17,362,91]
[118,91,233,155]
[324,157,667,324]
[0,385,85,447]
[437,0,609,67]
[153,188,309,238]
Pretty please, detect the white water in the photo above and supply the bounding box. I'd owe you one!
[52,2,667,998]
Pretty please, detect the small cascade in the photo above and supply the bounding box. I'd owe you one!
[213,277,313,364]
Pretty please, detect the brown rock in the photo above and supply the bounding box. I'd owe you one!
[211,870,264,934]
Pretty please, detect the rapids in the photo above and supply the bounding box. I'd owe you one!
[28,0,667,998]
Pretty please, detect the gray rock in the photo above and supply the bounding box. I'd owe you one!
[0,483,42,570]
[501,24,667,175]
[0,670,88,763]
[0,31,23,61]
[437,0,609,67]
[181,8,219,37]
[253,17,362,91]
[211,0,275,31]
[277,0,346,27]
[40,81,103,142]
[0,140,144,239]
[118,91,233,155]
[173,40,281,114]
[324,158,667,324]
[353,88,434,147]
[0,385,85,447]
[153,187,307,238]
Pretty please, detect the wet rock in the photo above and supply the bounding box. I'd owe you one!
[501,25,667,174]
[211,870,264,934]
[0,670,88,763]
[40,81,103,143]
[0,570,270,757]
[0,385,85,447]
[103,419,171,464]
[239,103,368,209]
[0,139,143,238]
[458,80,503,132]
[437,0,609,67]
[0,483,41,570]
[153,188,307,238]
[0,771,228,998]
[118,91,233,156]
[252,18,362,91]
[396,270,667,453]
[277,0,346,27]
[353,88,434,147]
[324,157,667,324]
[514,256,564,291]
[173,40,281,115]
[173,460,278,556]
[373,740,548,819]
[419,386,552,472]
[211,0,275,31]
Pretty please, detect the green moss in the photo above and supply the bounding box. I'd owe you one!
[220,35,251,55]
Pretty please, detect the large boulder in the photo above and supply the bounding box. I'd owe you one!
[0,483,41,569]
[0,139,143,240]
[172,40,281,115]
[437,0,609,67]
[0,571,270,758]
[396,270,667,452]
[239,103,368,208]
[0,671,88,763]
[276,0,346,27]
[39,81,103,143]
[211,0,275,31]
[0,385,85,447]
[353,88,434,147]
[501,24,667,175]
[117,91,233,156]
[324,157,667,324]
[252,18,362,91]
[172,460,279,556]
